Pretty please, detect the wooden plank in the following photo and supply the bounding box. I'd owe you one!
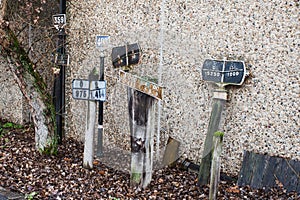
[162,137,180,166]
[128,88,157,188]
[198,98,226,185]
[250,152,266,189]
[209,132,223,200]
[119,70,163,100]
[238,151,254,187]
[238,151,300,194]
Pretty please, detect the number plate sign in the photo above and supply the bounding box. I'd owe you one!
[202,59,246,85]
[52,14,66,30]
[72,79,89,100]
[202,59,223,83]
[223,61,246,85]
[89,81,106,101]
[96,35,110,50]
[72,79,106,101]
[54,53,69,66]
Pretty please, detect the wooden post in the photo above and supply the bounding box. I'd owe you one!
[83,69,98,169]
[163,137,180,166]
[209,131,224,200]
[128,88,156,188]
[198,88,227,185]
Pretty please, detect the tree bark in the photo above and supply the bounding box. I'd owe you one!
[1,25,57,154]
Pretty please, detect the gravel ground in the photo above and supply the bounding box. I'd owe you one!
[0,121,299,199]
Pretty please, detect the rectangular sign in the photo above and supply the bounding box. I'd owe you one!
[202,59,246,85]
[52,14,66,29]
[96,35,110,49]
[54,53,69,66]
[89,81,106,101]
[119,70,163,100]
[72,79,106,101]
[72,79,89,100]
[72,79,89,89]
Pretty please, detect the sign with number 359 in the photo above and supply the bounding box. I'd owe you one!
[52,14,66,29]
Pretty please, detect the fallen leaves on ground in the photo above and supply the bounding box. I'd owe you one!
[0,122,299,199]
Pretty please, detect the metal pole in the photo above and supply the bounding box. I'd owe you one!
[97,52,105,156]
[54,0,66,144]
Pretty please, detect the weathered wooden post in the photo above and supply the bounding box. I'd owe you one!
[128,88,156,188]
[209,131,224,200]
[198,58,246,186]
[119,71,163,188]
[112,44,163,188]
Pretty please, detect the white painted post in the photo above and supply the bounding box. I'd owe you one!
[83,69,98,169]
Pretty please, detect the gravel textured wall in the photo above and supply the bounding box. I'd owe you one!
[0,60,23,124]
[66,0,299,175]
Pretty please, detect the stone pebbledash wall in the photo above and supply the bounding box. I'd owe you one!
[64,0,299,175]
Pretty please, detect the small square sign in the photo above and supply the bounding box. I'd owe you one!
[96,35,110,49]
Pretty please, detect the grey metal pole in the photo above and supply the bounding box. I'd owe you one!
[97,52,105,157]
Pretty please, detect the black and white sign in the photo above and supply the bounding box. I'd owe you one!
[223,61,245,85]
[72,79,106,101]
[202,59,246,85]
[72,79,89,100]
[53,14,66,30]
[89,81,106,101]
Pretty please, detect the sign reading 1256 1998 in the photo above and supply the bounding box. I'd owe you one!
[202,59,246,85]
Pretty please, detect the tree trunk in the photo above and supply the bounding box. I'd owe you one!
[1,25,57,154]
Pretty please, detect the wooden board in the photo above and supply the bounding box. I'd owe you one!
[238,151,300,193]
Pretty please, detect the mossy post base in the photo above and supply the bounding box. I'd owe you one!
[128,88,156,188]
[198,88,227,185]
[209,131,224,200]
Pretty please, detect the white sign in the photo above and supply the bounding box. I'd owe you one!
[72,79,106,101]
[96,35,110,49]
[53,14,66,30]
[72,79,89,100]
[90,81,106,101]
[72,79,89,89]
